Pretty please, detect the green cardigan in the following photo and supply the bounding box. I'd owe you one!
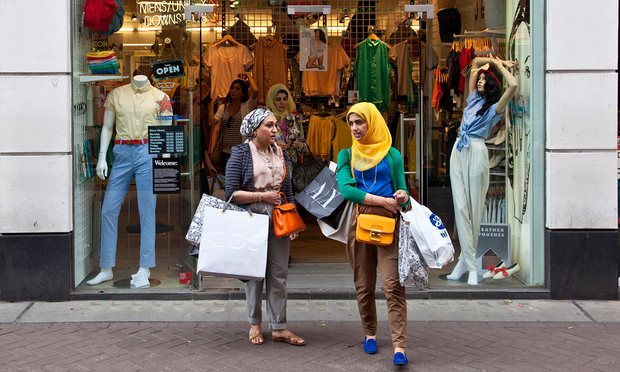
[336,147,411,209]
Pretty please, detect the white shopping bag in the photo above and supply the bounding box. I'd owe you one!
[185,193,244,247]
[400,199,454,269]
[198,205,269,281]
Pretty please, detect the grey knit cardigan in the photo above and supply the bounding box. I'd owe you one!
[224,142,295,204]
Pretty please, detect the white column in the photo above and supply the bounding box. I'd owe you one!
[545,0,618,229]
[0,0,72,233]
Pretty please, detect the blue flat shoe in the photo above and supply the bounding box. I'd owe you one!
[362,337,377,354]
[393,352,408,366]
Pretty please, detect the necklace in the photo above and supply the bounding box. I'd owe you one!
[256,146,273,169]
[360,167,378,190]
[254,142,277,185]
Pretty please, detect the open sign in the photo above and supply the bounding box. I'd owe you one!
[151,59,185,80]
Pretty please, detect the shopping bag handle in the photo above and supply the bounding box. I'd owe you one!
[223,192,254,216]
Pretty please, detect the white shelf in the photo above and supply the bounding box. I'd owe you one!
[79,75,128,83]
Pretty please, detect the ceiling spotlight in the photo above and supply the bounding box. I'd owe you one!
[131,14,138,21]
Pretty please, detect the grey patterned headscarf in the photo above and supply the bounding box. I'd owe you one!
[240,107,272,137]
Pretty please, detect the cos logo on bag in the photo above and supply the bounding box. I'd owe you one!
[209,232,263,251]
[429,214,445,230]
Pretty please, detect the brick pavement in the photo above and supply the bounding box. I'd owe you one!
[1,320,619,371]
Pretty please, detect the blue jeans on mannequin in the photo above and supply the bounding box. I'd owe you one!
[100,144,157,269]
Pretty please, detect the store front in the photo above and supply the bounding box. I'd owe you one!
[64,0,547,297]
[5,0,616,302]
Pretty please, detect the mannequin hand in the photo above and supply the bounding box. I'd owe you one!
[96,159,108,180]
[503,60,517,69]
[393,190,409,204]
[262,191,281,206]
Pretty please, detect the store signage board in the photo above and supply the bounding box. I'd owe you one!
[153,158,181,194]
[152,59,185,79]
[138,0,218,26]
[476,223,511,269]
[148,126,185,155]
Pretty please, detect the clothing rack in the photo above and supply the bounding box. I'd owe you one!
[452,29,506,58]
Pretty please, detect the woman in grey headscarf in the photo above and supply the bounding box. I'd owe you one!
[224,107,305,347]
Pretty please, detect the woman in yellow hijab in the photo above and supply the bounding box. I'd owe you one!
[265,83,305,155]
[336,102,411,366]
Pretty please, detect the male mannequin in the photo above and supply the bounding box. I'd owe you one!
[87,74,173,287]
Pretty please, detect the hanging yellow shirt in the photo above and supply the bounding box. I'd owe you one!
[306,115,334,158]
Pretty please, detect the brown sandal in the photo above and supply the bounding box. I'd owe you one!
[272,331,306,346]
[248,329,264,345]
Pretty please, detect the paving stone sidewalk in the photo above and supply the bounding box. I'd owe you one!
[0,300,618,371]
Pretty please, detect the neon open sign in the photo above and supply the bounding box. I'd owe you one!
[138,0,219,27]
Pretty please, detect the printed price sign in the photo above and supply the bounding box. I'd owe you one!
[148,126,185,155]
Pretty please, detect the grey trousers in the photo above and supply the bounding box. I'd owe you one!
[245,226,291,331]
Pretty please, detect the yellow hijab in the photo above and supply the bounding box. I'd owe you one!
[348,102,392,171]
[265,83,296,122]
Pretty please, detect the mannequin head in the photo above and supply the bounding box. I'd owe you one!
[476,68,502,116]
[132,75,149,86]
[133,65,153,83]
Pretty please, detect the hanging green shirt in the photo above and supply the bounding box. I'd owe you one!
[354,39,392,112]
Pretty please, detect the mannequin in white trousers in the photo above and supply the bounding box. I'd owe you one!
[447,56,517,285]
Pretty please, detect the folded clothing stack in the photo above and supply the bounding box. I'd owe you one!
[86,50,120,75]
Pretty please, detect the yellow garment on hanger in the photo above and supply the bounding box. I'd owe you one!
[331,116,353,163]
[307,115,334,158]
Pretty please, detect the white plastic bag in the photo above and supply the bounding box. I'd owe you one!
[400,199,454,269]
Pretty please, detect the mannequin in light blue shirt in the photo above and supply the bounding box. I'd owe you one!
[447,56,517,286]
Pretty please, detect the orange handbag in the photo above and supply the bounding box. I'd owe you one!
[273,192,306,238]
[272,147,306,238]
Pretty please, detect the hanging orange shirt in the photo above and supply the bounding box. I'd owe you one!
[252,37,289,104]
[206,44,254,99]
[302,43,350,96]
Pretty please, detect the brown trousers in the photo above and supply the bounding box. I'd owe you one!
[346,204,407,348]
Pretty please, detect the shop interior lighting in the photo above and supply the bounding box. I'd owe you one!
[184,4,215,20]
[287,5,331,15]
[404,4,434,19]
